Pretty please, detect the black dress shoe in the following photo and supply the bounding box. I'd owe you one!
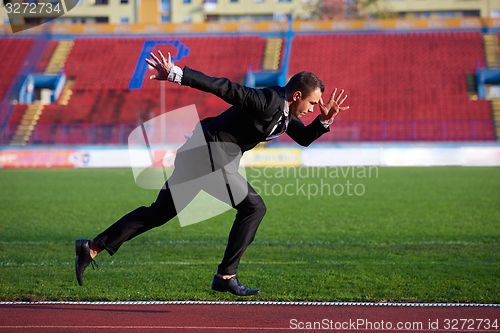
[211,275,261,296]
[75,239,98,286]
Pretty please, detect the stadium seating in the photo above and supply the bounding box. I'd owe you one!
[39,36,265,128]
[34,40,59,73]
[284,31,494,142]
[0,37,34,101]
[64,37,145,91]
[3,31,496,144]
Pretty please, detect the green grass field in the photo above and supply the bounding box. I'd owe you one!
[0,167,499,303]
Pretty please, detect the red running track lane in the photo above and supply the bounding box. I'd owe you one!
[0,303,499,332]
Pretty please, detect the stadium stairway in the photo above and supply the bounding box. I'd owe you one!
[9,103,43,145]
[483,34,500,141]
[262,38,282,71]
[9,40,75,145]
[44,40,74,75]
[57,79,74,105]
[483,34,500,68]
[0,37,36,139]
[491,99,500,141]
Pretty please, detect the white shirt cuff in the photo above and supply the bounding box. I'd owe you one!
[167,65,183,85]
[319,116,334,128]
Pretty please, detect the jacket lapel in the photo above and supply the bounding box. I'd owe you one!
[263,86,286,139]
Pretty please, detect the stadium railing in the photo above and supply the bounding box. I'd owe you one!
[1,120,494,145]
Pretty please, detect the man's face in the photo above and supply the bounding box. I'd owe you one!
[289,87,322,118]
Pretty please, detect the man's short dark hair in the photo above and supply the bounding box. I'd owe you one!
[285,72,325,97]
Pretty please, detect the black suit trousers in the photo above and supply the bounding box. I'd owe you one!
[94,139,266,275]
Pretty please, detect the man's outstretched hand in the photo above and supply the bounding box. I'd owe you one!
[318,88,349,122]
[145,50,173,80]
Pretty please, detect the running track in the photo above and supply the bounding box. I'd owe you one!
[0,301,499,332]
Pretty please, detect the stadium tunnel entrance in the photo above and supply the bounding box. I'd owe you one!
[19,73,66,104]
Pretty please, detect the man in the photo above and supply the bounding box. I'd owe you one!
[75,50,349,296]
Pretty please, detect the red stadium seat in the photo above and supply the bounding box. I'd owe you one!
[286,31,494,141]
[10,32,495,144]
[44,35,266,135]
[0,38,34,101]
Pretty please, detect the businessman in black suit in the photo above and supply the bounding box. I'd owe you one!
[75,50,349,296]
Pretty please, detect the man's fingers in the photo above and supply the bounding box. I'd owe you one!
[145,58,157,68]
[330,88,337,103]
[339,94,348,106]
[335,89,345,103]
[158,50,167,64]
[149,75,158,80]
[322,88,348,115]
[150,52,161,65]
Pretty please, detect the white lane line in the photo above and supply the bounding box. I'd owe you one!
[1,301,499,307]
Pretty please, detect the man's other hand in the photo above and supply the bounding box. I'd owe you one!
[319,88,349,122]
[145,50,173,80]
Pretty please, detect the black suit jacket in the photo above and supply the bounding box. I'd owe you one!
[181,67,329,153]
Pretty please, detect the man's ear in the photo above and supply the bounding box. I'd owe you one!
[292,91,302,101]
